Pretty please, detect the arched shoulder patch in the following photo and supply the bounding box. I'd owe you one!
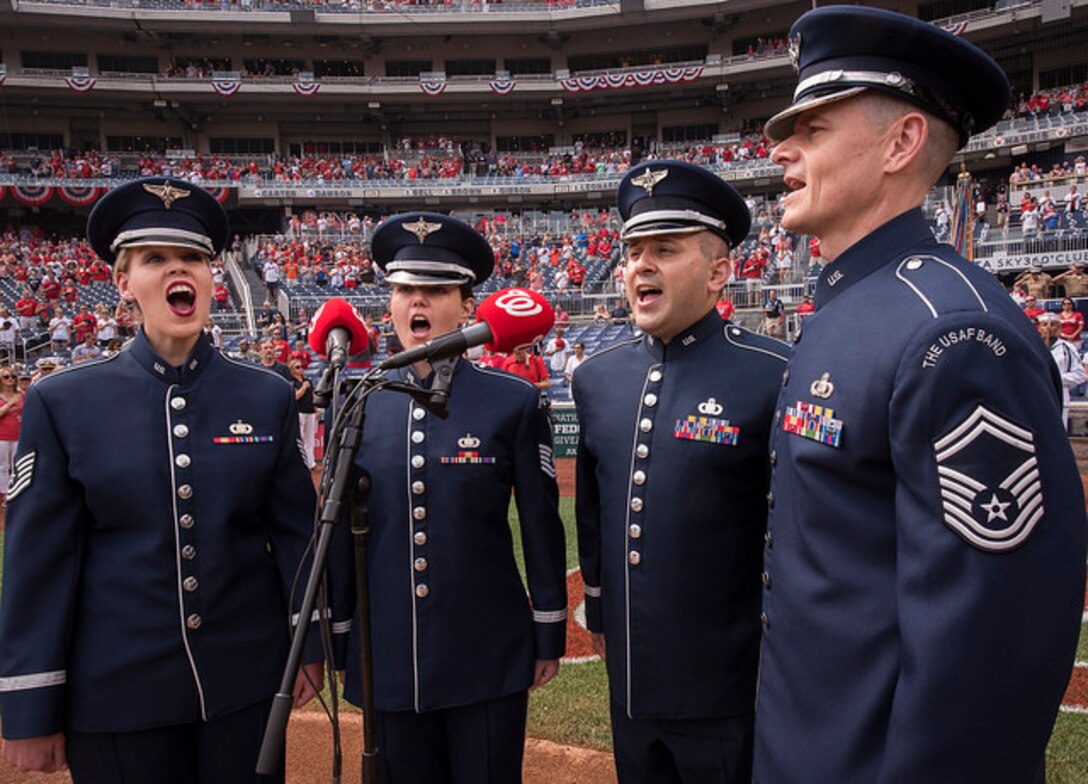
[895,254,988,319]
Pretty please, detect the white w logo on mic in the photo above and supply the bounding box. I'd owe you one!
[493,289,543,318]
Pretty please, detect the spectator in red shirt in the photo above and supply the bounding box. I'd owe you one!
[501,345,551,391]
[1023,295,1045,322]
[14,291,39,333]
[72,305,97,344]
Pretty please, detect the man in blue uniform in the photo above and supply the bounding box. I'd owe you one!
[0,178,321,782]
[754,8,1086,783]
[573,160,789,783]
[332,213,567,783]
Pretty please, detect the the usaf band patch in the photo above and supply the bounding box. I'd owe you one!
[934,404,1043,552]
[6,451,35,503]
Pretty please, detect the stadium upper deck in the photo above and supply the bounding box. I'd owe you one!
[1,0,1087,251]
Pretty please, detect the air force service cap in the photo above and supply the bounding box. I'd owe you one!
[87,177,230,265]
[617,160,751,247]
[371,212,494,287]
[764,5,1010,146]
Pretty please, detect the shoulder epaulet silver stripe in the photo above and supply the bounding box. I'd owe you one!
[723,325,790,363]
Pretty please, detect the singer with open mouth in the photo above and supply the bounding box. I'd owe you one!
[329,212,567,783]
[0,177,323,784]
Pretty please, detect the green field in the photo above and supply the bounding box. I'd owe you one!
[2,505,1086,778]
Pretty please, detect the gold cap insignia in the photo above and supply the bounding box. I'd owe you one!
[403,217,443,244]
[229,419,255,435]
[143,181,192,210]
[457,433,481,449]
[697,397,724,416]
[788,32,802,72]
[810,372,834,399]
[630,168,669,197]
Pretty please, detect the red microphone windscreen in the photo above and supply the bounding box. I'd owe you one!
[475,288,555,353]
[308,298,370,357]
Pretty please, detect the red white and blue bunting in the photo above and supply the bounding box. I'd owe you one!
[0,187,6,201]
[12,185,55,206]
[292,80,321,97]
[943,20,969,36]
[419,80,448,97]
[489,78,516,96]
[57,185,102,206]
[560,66,704,93]
[65,76,96,92]
[203,187,230,204]
[212,80,242,97]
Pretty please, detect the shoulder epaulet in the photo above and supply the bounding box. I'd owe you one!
[468,362,540,394]
[723,322,790,362]
[895,253,988,318]
[575,334,642,371]
[34,351,121,386]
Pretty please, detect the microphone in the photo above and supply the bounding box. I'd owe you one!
[378,288,555,372]
[308,298,369,370]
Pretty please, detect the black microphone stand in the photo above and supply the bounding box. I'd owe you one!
[257,363,453,783]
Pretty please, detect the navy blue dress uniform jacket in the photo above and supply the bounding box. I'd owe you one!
[335,359,566,713]
[573,310,789,718]
[0,331,319,738]
[754,209,1087,783]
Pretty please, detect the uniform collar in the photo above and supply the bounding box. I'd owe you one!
[644,309,722,361]
[404,356,463,389]
[129,328,215,386]
[814,208,932,309]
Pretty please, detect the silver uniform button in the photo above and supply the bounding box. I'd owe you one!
[177,484,192,500]
[183,576,199,592]
[649,370,662,383]
[412,407,426,421]
[181,545,196,560]
[175,454,191,469]
[636,444,649,459]
[413,506,427,521]
[173,424,189,438]
[414,557,428,572]
[411,481,425,495]
[171,396,186,411]
[632,470,646,485]
[628,551,641,566]
[414,531,428,546]
[415,584,429,598]
[411,455,425,469]
[629,523,642,539]
[643,393,658,407]
[412,431,425,444]
[179,514,194,529]
[639,418,653,433]
[186,614,202,630]
[630,497,644,513]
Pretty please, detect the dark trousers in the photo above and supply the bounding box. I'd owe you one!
[66,699,283,784]
[610,701,753,784]
[375,690,529,784]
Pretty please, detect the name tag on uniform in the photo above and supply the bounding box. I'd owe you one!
[783,401,843,448]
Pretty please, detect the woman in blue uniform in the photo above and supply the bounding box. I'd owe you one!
[332,212,567,783]
[0,177,323,783]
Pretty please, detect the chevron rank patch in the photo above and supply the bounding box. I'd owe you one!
[539,444,557,478]
[7,451,36,503]
[934,404,1043,552]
